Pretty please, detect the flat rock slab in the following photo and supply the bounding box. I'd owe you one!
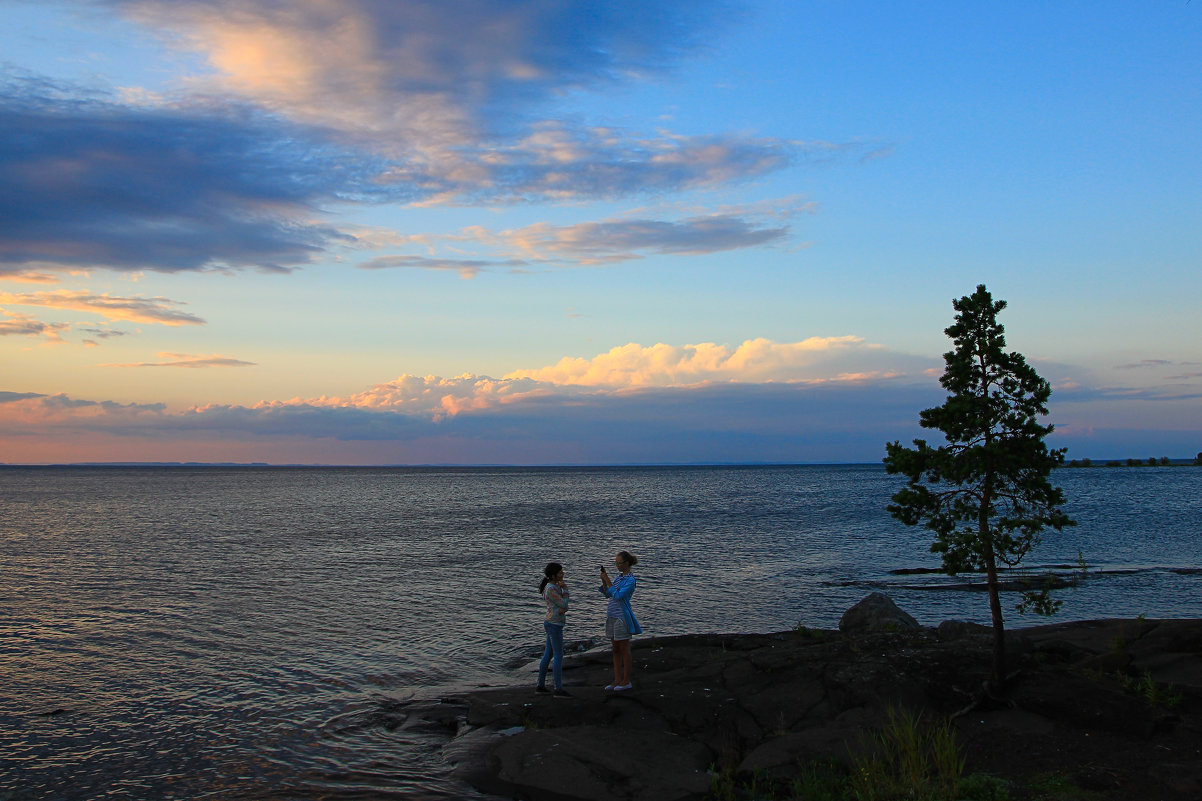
[432,619,1202,801]
[477,725,711,801]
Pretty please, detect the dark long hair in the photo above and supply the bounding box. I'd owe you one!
[539,562,563,594]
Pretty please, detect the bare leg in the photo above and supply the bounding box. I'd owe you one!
[615,640,633,686]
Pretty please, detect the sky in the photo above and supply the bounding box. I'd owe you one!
[1,0,1200,465]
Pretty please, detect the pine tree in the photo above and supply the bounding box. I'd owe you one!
[884,285,1074,691]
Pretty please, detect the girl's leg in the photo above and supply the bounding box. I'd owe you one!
[621,640,634,685]
[549,624,565,690]
[537,622,553,687]
[615,639,632,685]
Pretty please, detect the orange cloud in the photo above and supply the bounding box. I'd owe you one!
[0,291,204,326]
[282,374,546,421]
[505,337,879,387]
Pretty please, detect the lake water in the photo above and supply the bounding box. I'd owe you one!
[1,464,1199,799]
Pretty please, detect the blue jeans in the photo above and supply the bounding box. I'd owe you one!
[538,621,564,690]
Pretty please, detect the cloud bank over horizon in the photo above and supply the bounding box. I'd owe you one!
[4,336,1197,465]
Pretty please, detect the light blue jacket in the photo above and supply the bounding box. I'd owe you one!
[599,572,643,635]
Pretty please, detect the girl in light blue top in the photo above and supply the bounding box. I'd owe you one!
[599,550,642,691]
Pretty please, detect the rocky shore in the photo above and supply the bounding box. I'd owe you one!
[414,599,1202,800]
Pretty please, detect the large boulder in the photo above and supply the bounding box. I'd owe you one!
[838,592,920,633]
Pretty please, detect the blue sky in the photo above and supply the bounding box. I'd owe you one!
[2,0,1200,464]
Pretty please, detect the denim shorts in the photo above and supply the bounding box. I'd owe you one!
[605,616,631,641]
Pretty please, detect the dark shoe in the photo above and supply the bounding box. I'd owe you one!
[535,685,550,694]
[552,689,573,698]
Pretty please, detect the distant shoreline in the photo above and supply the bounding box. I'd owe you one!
[1,461,874,469]
[2,459,1199,469]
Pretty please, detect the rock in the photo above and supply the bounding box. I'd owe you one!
[737,724,866,779]
[473,725,712,801]
[936,619,992,641]
[433,619,1202,801]
[838,592,920,633]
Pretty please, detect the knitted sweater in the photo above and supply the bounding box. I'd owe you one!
[543,583,569,625]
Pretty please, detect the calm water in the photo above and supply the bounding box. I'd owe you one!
[1,465,1199,799]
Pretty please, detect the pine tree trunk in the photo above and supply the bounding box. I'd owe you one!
[981,468,1006,692]
[985,547,1006,693]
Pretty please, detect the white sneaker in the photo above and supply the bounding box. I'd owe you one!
[614,683,633,691]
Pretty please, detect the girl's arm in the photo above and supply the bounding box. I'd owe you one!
[607,574,635,602]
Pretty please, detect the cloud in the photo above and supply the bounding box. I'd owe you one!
[0,290,204,325]
[4,341,1200,464]
[0,310,69,342]
[291,373,548,421]
[0,378,939,464]
[1,271,64,284]
[109,0,724,143]
[494,213,790,264]
[505,337,897,387]
[100,352,256,368]
[410,126,799,204]
[1,3,872,279]
[1,70,829,281]
[1114,359,1173,370]
[84,2,832,204]
[78,327,130,340]
[357,255,529,279]
[0,392,166,428]
[1109,360,1202,382]
[0,76,378,276]
[353,201,808,275]
[0,391,47,403]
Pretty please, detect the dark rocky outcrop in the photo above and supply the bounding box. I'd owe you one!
[418,608,1202,801]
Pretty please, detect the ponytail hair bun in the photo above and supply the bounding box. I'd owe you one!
[618,550,638,567]
[539,561,563,594]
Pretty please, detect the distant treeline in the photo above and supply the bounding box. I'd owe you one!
[1065,453,1202,468]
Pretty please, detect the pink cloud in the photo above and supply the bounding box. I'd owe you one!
[99,352,256,368]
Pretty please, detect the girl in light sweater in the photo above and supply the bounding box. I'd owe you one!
[536,562,571,696]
